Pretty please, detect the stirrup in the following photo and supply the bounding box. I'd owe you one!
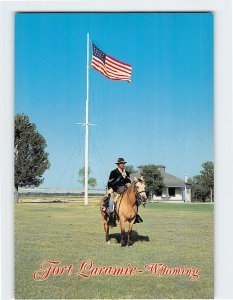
[134,214,143,224]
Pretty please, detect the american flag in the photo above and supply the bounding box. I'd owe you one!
[91,44,132,83]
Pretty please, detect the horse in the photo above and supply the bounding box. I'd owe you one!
[100,177,147,246]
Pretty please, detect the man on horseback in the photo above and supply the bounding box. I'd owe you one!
[104,157,143,227]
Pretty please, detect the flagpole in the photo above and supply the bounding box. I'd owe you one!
[84,33,90,205]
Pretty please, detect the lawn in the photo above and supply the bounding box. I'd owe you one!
[15,200,214,299]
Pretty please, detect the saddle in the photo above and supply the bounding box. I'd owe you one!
[102,195,109,210]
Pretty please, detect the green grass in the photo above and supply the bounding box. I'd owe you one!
[15,201,214,299]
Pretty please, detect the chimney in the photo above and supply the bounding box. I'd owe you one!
[137,166,143,173]
[184,174,188,183]
[137,165,166,174]
[156,165,165,174]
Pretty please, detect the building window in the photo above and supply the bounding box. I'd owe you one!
[168,187,175,196]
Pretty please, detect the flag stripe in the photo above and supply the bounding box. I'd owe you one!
[105,62,131,76]
[105,58,132,74]
[107,54,132,69]
[92,67,131,82]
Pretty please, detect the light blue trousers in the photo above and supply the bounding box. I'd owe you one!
[109,197,114,213]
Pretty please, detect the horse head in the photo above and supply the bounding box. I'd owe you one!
[134,176,147,206]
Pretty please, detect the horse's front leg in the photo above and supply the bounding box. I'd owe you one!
[119,218,127,247]
[103,213,110,243]
[127,219,135,246]
[104,222,110,243]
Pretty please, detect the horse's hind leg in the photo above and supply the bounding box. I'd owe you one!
[127,220,135,246]
[120,219,127,247]
[104,221,110,243]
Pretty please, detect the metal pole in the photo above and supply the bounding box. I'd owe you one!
[84,33,90,205]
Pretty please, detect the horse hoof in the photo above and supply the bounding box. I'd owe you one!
[106,241,111,245]
[121,242,127,247]
[128,241,133,246]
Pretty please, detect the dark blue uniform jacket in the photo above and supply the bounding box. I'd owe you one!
[107,168,131,192]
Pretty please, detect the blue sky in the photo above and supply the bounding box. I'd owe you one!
[15,13,214,189]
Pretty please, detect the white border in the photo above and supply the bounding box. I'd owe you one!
[0,1,232,299]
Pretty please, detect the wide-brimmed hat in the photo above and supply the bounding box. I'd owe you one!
[115,157,127,164]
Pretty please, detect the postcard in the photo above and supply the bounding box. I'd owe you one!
[12,11,216,299]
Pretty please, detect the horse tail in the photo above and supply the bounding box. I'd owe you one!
[99,195,105,215]
[100,194,109,220]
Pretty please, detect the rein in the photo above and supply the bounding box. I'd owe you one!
[134,183,147,207]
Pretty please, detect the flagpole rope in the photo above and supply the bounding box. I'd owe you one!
[68,132,85,191]
[54,129,85,194]
[92,143,107,190]
[88,129,97,173]
[92,139,109,188]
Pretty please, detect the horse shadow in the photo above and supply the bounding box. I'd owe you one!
[108,230,150,244]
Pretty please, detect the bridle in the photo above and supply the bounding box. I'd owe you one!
[134,182,147,207]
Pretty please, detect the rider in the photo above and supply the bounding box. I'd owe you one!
[105,157,143,227]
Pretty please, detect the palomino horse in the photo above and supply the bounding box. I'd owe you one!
[100,177,147,246]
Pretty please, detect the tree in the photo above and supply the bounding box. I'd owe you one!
[190,161,214,202]
[78,167,97,188]
[14,114,50,202]
[200,161,214,202]
[125,165,137,174]
[140,165,165,196]
[190,175,209,202]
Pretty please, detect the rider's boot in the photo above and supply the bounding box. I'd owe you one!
[134,214,143,224]
[108,212,117,227]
